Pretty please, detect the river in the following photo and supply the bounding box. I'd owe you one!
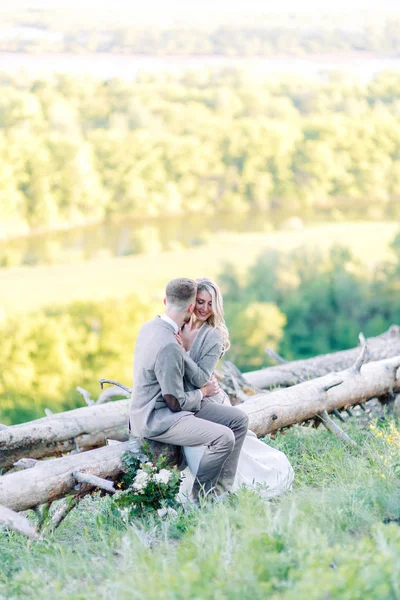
[1,52,400,81]
[1,207,392,268]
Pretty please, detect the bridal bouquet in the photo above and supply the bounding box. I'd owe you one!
[112,450,181,519]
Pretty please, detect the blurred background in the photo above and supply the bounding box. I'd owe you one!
[1,0,400,424]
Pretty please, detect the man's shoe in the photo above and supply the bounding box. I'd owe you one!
[183,497,200,511]
[211,491,232,503]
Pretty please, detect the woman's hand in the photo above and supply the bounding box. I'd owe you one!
[180,319,195,351]
[174,332,184,347]
[200,380,220,398]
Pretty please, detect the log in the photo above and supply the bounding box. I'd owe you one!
[2,355,400,513]
[0,441,137,512]
[2,344,399,470]
[0,400,129,469]
[244,325,400,389]
[0,435,181,512]
[240,355,400,436]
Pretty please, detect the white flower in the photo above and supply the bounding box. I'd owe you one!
[132,469,150,490]
[153,469,171,485]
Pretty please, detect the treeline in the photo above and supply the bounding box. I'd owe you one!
[221,233,400,371]
[2,232,400,425]
[1,70,400,239]
[2,9,400,56]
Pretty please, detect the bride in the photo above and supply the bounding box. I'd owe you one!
[176,277,294,499]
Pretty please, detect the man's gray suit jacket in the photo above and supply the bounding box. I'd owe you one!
[129,316,203,438]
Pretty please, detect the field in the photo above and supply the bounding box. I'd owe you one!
[1,221,397,317]
[1,421,400,599]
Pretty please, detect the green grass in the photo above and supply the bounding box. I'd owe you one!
[0,221,397,317]
[1,420,400,599]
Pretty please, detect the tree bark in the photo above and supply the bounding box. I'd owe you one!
[240,355,400,436]
[0,436,182,513]
[0,441,133,512]
[0,400,129,469]
[244,325,400,389]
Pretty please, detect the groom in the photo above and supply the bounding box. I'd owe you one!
[129,277,249,499]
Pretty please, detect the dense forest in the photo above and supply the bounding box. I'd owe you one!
[1,69,400,239]
[1,9,400,56]
[2,234,400,425]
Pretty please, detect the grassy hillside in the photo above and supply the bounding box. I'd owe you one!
[1,421,400,599]
[0,221,397,317]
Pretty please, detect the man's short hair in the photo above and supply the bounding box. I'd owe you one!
[166,278,197,310]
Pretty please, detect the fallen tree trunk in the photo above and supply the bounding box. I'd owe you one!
[0,400,129,470]
[240,354,400,436]
[2,341,398,470]
[0,436,182,513]
[1,354,400,513]
[244,325,400,389]
[0,441,134,512]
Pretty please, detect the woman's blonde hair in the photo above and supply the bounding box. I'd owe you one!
[195,278,230,353]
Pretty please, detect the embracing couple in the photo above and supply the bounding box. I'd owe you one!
[129,277,294,502]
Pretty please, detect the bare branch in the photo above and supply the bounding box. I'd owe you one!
[229,374,250,403]
[318,410,357,447]
[352,342,368,373]
[99,379,131,394]
[359,332,366,345]
[222,361,249,385]
[73,471,116,494]
[76,386,94,406]
[332,409,345,423]
[52,497,78,529]
[265,347,288,364]
[0,504,38,540]
[96,385,130,405]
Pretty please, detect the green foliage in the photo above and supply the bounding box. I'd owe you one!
[1,70,400,241]
[110,450,181,520]
[226,301,286,368]
[1,422,400,598]
[221,233,400,370]
[0,294,152,424]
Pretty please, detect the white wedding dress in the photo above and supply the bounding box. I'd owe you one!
[179,325,294,500]
[180,430,294,500]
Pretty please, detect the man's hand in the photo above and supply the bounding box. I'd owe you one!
[200,380,220,398]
